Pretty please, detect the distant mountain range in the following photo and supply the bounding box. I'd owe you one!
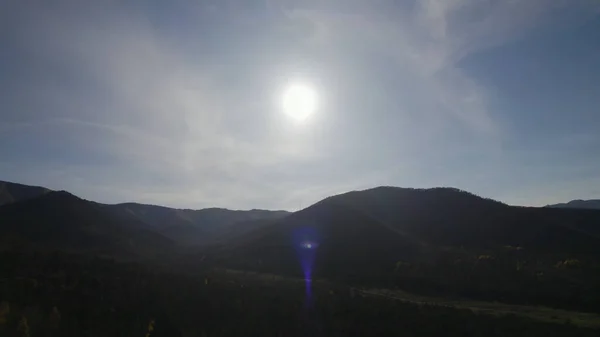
[220,187,600,281]
[546,199,600,210]
[3,179,600,284]
[0,190,174,257]
[104,202,288,245]
[0,180,50,206]
[5,178,600,311]
[0,180,288,255]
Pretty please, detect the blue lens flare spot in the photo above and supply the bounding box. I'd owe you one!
[291,227,321,308]
[301,241,318,249]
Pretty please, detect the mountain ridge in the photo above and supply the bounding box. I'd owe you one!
[4,180,600,261]
[1,179,289,214]
[4,180,600,311]
[216,186,600,284]
[546,199,600,210]
[0,179,290,248]
[0,190,175,257]
[0,180,51,206]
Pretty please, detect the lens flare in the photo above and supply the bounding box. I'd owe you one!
[292,227,320,307]
[301,241,318,249]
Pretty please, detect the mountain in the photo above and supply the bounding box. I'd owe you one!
[322,187,600,251]
[317,187,509,247]
[0,180,51,206]
[105,203,289,245]
[103,203,206,245]
[0,180,288,246]
[219,199,423,281]
[109,203,288,232]
[3,181,599,259]
[219,187,600,284]
[0,191,174,257]
[238,187,600,252]
[3,181,600,311]
[547,199,600,210]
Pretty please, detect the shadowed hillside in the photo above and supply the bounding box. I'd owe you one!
[220,200,423,283]
[105,202,289,245]
[313,187,600,252]
[3,182,600,312]
[0,180,288,247]
[0,180,51,206]
[0,191,174,257]
[215,187,600,310]
[230,187,600,257]
[547,199,600,210]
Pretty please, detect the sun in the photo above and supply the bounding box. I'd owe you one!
[282,83,318,121]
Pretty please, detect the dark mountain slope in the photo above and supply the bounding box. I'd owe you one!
[0,180,51,206]
[187,208,289,233]
[318,187,507,246]
[108,203,288,231]
[104,203,207,245]
[0,191,174,257]
[211,217,284,244]
[218,187,600,283]
[105,203,198,230]
[319,187,600,253]
[106,202,289,245]
[547,199,600,210]
[0,180,289,246]
[212,187,600,310]
[219,200,424,283]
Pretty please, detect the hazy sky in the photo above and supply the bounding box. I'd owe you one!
[1,0,599,210]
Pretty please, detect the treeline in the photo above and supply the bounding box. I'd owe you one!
[388,249,600,312]
[0,251,598,337]
[214,243,600,313]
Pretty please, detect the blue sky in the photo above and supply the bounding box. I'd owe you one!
[1,0,599,210]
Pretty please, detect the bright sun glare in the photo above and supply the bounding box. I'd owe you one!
[282,83,318,121]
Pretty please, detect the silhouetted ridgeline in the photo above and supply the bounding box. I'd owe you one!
[216,186,600,311]
[0,180,288,250]
[2,180,600,333]
[0,180,50,206]
[547,199,600,210]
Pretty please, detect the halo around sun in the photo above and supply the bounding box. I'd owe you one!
[282,83,318,121]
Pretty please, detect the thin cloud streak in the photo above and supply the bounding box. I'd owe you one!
[1,0,598,209]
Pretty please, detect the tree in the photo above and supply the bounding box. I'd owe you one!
[17,316,30,337]
[0,301,9,325]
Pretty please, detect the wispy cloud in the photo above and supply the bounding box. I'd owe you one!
[1,0,597,209]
